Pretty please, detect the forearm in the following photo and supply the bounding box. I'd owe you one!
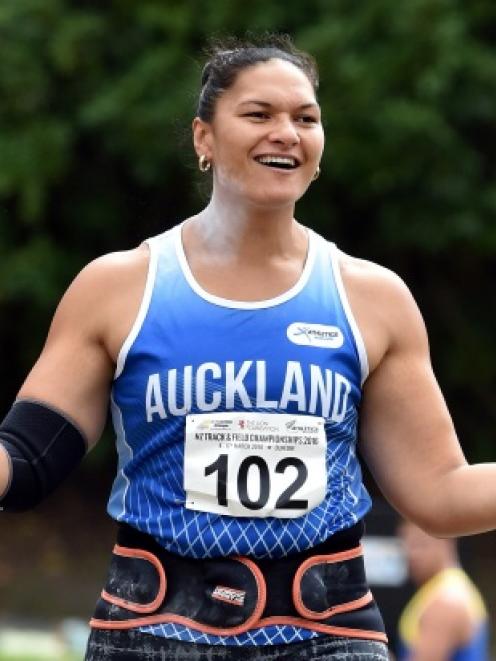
[421,462,496,537]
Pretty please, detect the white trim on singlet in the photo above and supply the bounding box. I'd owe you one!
[174,223,317,310]
[114,240,159,379]
[110,393,133,520]
[328,242,369,385]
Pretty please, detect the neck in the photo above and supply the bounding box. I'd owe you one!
[188,189,305,263]
[417,559,460,587]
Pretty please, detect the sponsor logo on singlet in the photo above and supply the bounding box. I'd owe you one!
[286,322,344,348]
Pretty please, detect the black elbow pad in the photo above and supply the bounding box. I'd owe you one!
[0,400,87,512]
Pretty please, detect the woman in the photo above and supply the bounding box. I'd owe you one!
[397,521,489,660]
[0,35,493,660]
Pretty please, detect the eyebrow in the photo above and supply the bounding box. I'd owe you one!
[238,100,319,110]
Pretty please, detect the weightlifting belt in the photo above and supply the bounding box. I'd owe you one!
[90,522,387,643]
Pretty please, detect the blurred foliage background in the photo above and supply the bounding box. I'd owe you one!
[0,0,495,651]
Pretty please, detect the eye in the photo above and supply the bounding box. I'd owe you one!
[243,111,270,120]
[296,115,319,124]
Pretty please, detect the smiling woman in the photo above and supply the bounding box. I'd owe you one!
[192,51,324,225]
[3,32,494,661]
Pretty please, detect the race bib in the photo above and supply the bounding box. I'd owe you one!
[184,412,327,518]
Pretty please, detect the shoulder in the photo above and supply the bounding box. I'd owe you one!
[50,244,151,356]
[71,244,150,294]
[403,590,475,656]
[58,245,150,319]
[420,588,475,638]
[337,249,414,310]
[334,248,428,370]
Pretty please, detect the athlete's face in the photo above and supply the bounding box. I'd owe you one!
[193,59,325,210]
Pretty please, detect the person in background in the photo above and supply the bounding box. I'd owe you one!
[397,520,489,661]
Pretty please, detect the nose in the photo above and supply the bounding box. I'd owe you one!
[268,116,300,146]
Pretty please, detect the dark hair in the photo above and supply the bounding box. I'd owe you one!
[197,34,319,122]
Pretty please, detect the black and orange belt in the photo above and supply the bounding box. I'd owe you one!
[90,521,387,644]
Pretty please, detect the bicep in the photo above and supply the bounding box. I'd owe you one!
[17,270,115,447]
[358,285,466,529]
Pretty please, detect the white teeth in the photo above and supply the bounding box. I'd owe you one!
[256,155,297,167]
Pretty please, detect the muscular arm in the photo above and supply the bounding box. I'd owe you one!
[0,246,149,498]
[342,258,496,536]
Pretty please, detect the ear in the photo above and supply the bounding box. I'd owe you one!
[192,117,213,160]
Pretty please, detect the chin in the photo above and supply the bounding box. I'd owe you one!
[248,185,308,209]
[250,195,299,210]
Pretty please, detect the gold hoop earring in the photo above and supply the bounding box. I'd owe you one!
[199,155,211,173]
[312,166,321,181]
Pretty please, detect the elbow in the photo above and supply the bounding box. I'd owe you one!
[412,515,459,539]
[398,497,465,539]
[0,400,87,514]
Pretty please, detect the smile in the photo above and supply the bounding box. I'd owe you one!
[254,155,300,170]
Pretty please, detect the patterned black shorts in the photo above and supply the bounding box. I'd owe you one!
[85,629,390,660]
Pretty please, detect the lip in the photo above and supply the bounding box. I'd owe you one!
[253,153,302,167]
